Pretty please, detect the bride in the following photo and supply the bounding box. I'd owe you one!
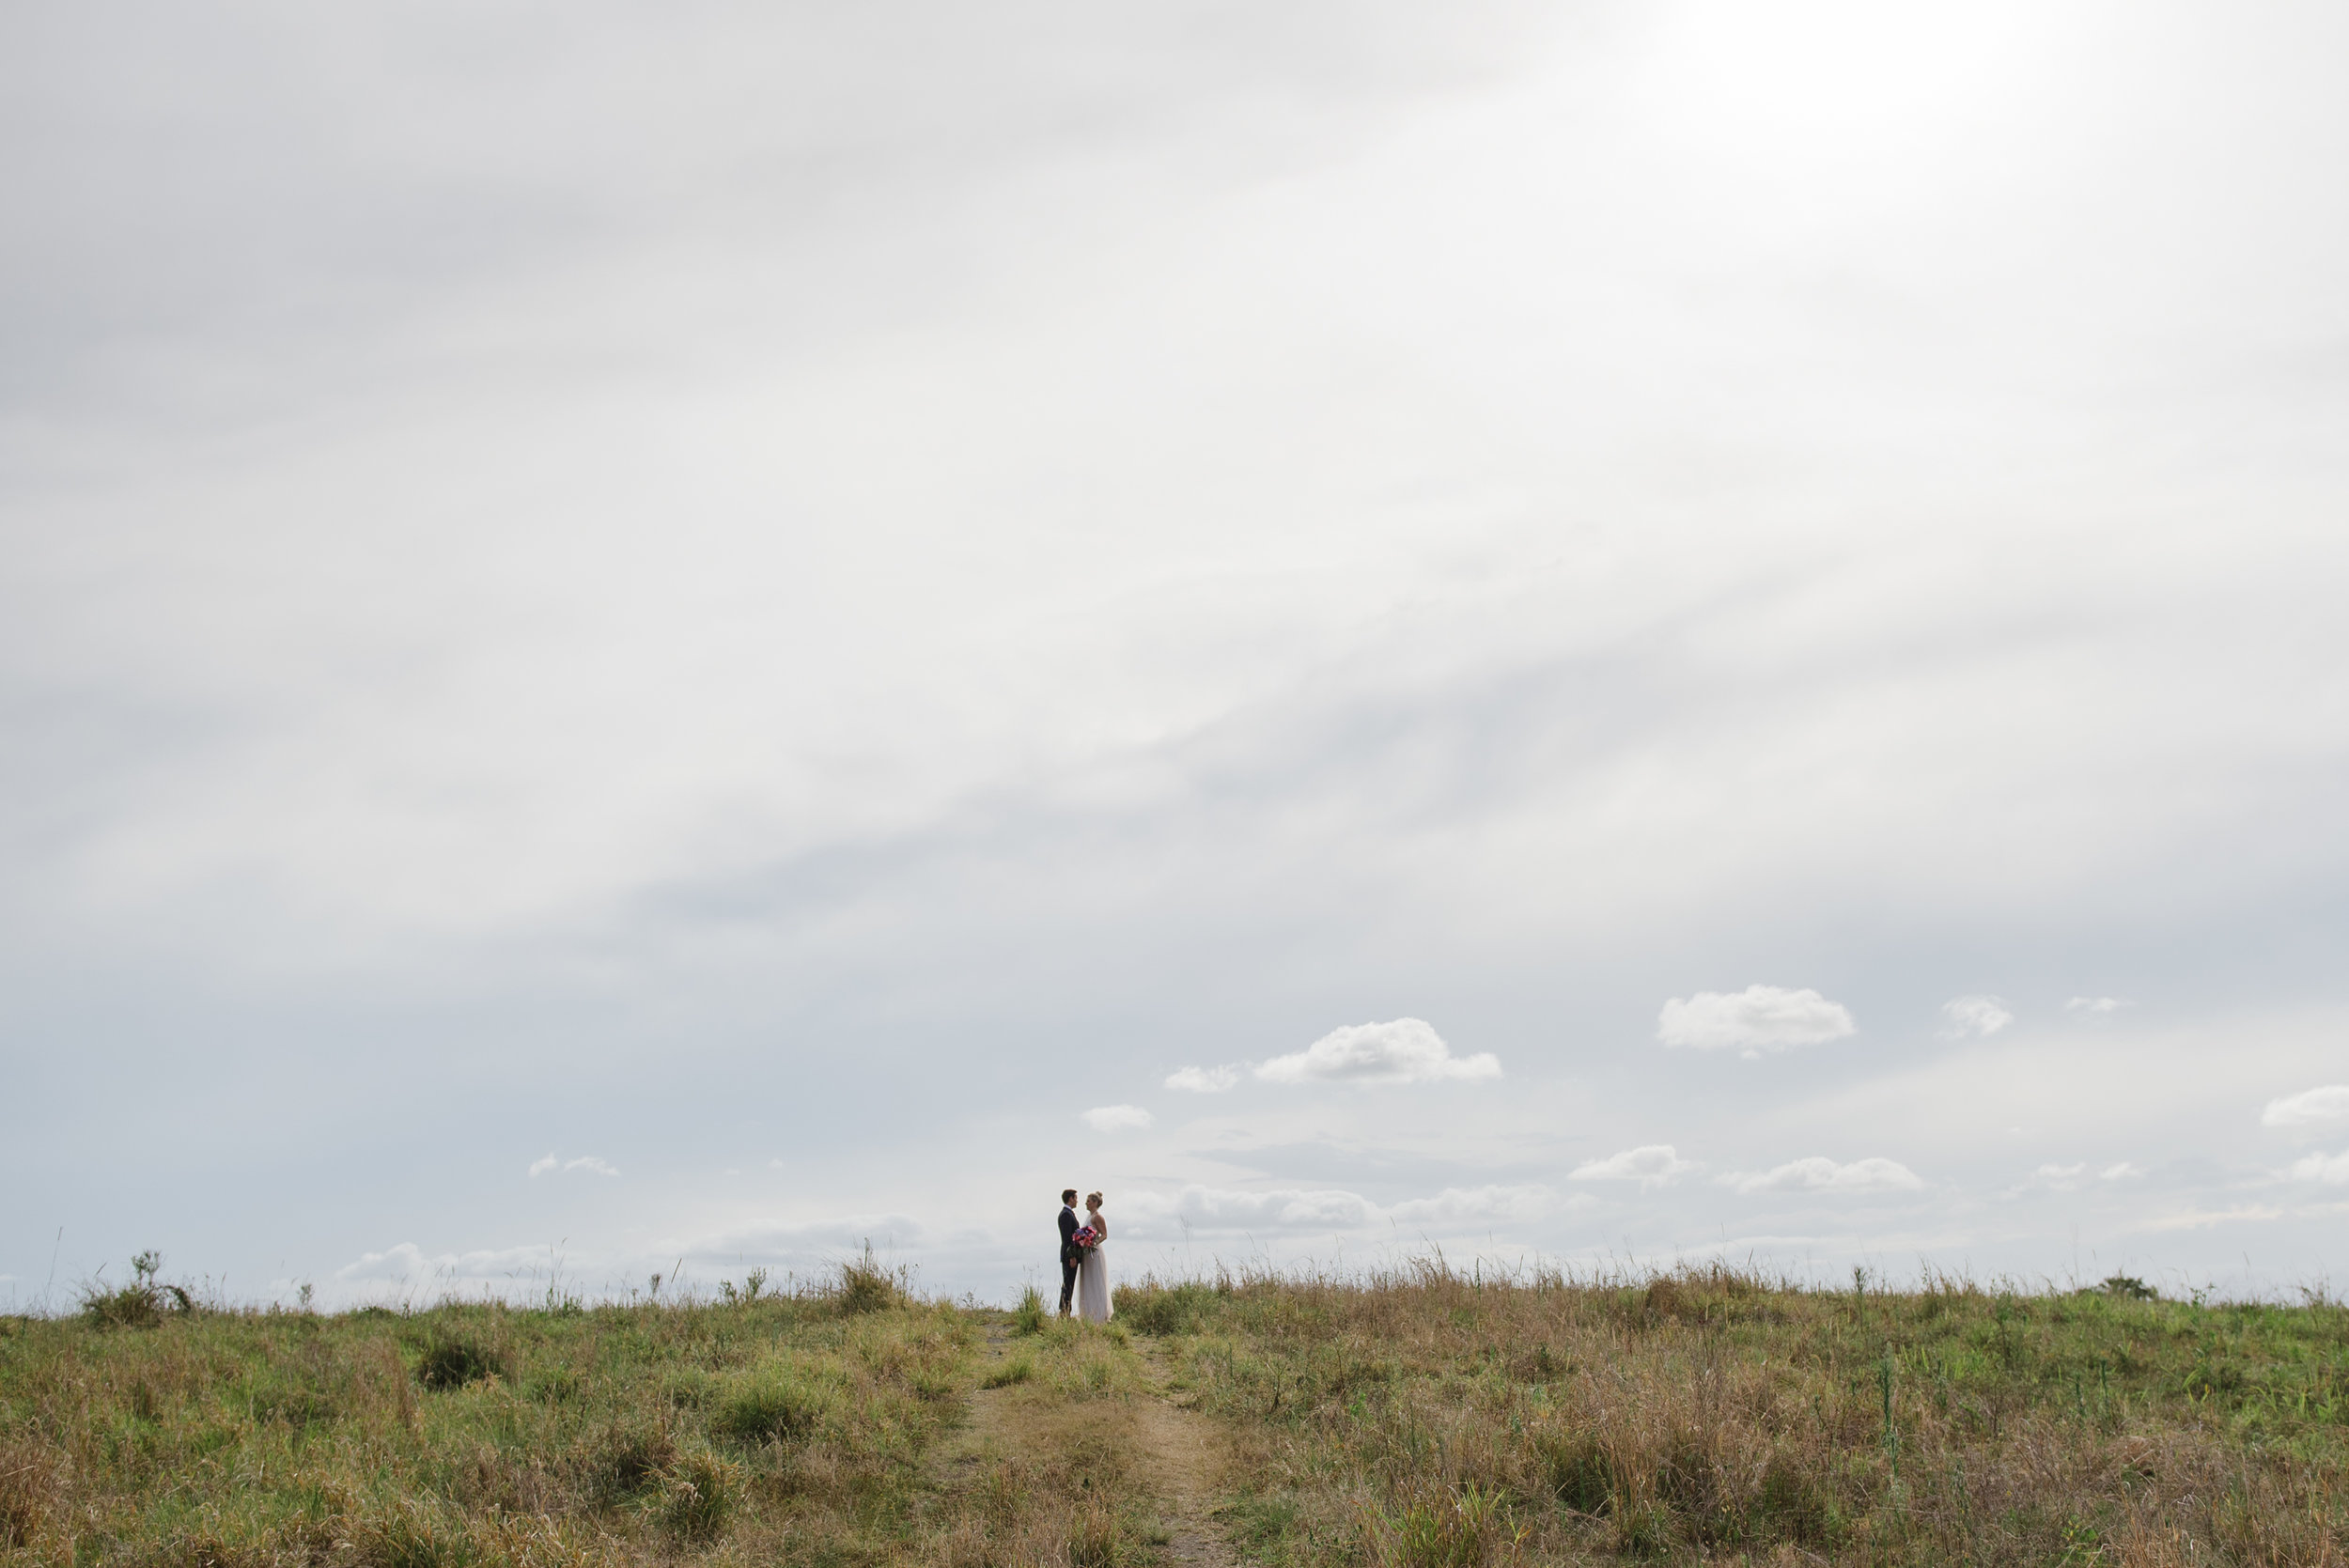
[1077,1191,1112,1324]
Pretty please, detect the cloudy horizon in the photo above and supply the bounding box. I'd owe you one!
[6,0,2349,1310]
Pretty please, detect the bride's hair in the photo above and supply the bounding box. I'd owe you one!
[1085,1191,1103,1208]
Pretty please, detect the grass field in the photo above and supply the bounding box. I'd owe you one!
[4,1256,2345,1565]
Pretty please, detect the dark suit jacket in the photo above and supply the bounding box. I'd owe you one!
[1058,1205,1081,1266]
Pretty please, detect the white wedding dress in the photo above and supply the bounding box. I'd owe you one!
[1077,1210,1112,1323]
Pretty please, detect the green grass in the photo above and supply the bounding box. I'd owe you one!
[1116,1262,2349,1565]
[8,1257,2349,1565]
[0,1265,1167,1567]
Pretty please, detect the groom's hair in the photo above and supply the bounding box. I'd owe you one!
[1061,1189,1078,1203]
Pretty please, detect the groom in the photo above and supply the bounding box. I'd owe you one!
[1056,1188,1081,1317]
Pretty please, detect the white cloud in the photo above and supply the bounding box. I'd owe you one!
[1128,1184,1378,1233]
[2144,1205,2285,1232]
[530,1154,618,1178]
[1939,994,2014,1040]
[1122,1181,1567,1237]
[334,1241,552,1283]
[1657,986,1855,1057]
[2007,1159,2143,1196]
[1727,1157,1924,1195]
[2066,997,2131,1017]
[1568,1144,1697,1188]
[2288,1150,2349,1184]
[2262,1085,2349,1127]
[679,1214,926,1261]
[1385,1185,1566,1226]
[1164,1064,1240,1094]
[1081,1104,1152,1132]
[1254,1018,1499,1086]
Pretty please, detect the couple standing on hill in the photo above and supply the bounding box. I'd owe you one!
[1055,1188,1112,1323]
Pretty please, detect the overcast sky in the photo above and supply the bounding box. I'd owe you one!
[6,0,2349,1308]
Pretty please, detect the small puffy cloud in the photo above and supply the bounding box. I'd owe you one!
[2262,1085,2349,1127]
[1255,1018,1499,1086]
[1657,986,1855,1057]
[1165,1064,1240,1094]
[2006,1160,2141,1196]
[531,1155,618,1178]
[335,1241,550,1283]
[1728,1157,1924,1195]
[1081,1104,1152,1133]
[1568,1144,1697,1188]
[2288,1150,2349,1184]
[1938,994,2013,1040]
[2065,997,2130,1017]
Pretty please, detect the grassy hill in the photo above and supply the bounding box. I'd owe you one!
[3,1257,2344,1565]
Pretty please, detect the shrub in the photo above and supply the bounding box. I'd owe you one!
[1114,1281,1219,1337]
[1065,1500,1122,1567]
[415,1333,506,1390]
[829,1244,905,1315]
[711,1369,830,1445]
[1014,1283,1046,1336]
[1360,1483,1519,1568]
[982,1355,1036,1389]
[355,1498,465,1568]
[80,1252,194,1329]
[651,1449,738,1541]
[585,1421,677,1504]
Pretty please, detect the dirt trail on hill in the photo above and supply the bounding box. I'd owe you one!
[1130,1340,1239,1566]
[945,1325,1238,1565]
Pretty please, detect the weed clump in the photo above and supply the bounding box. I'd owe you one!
[79,1251,194,1328]
[833,1246,905,1314]
[584,1421,677,1504]
[710,1366,830,1444]
[414,1330,506,1389]
[1115,1280,1220,1336]
[650,1448,739,1541]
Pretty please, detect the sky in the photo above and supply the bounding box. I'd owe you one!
[5,0,2349,1310]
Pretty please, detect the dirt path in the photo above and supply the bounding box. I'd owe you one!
[1131,1341,1239,1567]
[940,1325,1240,1565]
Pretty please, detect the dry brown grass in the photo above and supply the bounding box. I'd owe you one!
[0,1272,1172,1567]
[1120,1261,2349,1566]
[12,1256,2342,1566]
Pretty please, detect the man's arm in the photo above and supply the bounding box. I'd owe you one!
[1059,1208,1079,1243]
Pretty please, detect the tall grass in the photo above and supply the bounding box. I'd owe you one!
[12,1250,2347,1565]
[0,1257,1152,1567]
[1118,1258,2349,1565]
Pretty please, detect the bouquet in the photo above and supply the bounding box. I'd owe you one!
[1072,1226,1100,1250]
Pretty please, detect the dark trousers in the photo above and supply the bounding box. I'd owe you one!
[1059,1256,1080,1313]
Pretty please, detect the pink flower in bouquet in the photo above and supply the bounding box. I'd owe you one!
[1072,1226,1099,1249]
